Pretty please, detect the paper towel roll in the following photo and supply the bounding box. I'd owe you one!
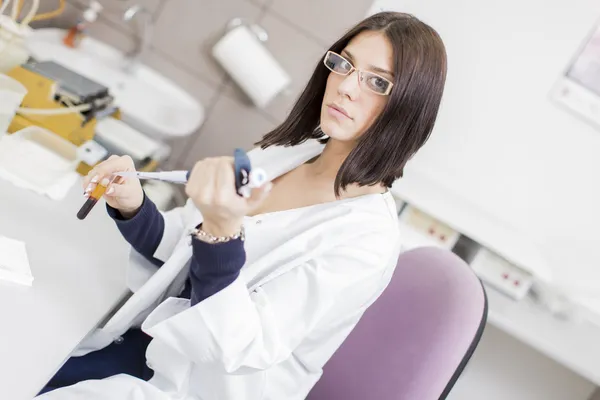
[213,25,291,108]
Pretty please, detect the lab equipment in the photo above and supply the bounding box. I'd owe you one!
[116,168,266,191]
[0,235,33,286]
[76,140,109,167]
[95,117,167,169]
[62,1,102,48]
[77,176,115,220]
[308,247,487,400]
[237,168,267,198]
[5,61,119,175]
[0,15,30,73]
[212,21,290,108]
[115,170,190,184]
[114,148,268,197]
[2,0,66,24]
[0,73,27,136]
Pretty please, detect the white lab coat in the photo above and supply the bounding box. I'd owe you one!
[38,140,401,400]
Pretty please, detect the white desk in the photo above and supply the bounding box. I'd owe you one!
[0,179,130,400]
[485,284,600,386]
[391,169,600,387]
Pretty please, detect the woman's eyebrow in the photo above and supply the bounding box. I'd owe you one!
[341,49,355,63]
[371,65,395,78]
[343,49,395,78]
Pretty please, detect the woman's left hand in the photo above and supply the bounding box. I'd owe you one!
[185,157,272,237]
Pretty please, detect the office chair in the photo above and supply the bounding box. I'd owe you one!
[308,247,488,400]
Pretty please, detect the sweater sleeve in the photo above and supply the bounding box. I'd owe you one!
[107,194,165,267]
[189,236,246,305]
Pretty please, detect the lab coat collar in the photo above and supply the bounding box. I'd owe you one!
[248,140,326,183]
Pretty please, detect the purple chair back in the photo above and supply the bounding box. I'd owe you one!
[308,247,487,400]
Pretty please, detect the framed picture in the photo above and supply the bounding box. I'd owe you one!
[551,20,600,128]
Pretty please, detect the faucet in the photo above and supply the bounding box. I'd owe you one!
[122,4,153,72]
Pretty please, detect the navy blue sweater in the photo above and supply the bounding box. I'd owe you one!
[107,195,245,305]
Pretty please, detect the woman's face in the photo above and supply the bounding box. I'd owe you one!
[320,31,394,142]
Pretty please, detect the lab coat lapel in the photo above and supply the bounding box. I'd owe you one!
[248,140,325,181]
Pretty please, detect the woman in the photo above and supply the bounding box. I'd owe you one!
[39,11,447,400]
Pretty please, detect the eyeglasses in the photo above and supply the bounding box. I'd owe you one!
[323,51,394,96]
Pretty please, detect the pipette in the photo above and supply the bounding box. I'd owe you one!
[115,148,266,197]
[114,170,190,184]
[114,168,268,197]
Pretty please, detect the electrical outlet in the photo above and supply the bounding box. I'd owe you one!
[398,205,460,249]
[470,248,533,300]
[398,221,443,251]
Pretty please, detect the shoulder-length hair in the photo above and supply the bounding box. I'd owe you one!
[256,12,448,195]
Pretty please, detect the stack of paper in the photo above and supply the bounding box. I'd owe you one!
[0,165,78,201]
[0,131,79,201]
[0,236,33,286]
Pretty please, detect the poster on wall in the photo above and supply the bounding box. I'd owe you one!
[551,21,600,128]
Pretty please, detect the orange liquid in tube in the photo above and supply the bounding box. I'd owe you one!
[77,177,111,220]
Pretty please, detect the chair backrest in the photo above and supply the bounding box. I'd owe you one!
[308,247,488,400]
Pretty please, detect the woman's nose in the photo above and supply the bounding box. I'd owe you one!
[337,70,361,100]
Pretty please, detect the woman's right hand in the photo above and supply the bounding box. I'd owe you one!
[83,155,144,218]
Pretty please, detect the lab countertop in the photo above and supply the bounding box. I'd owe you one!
[0,177,130,400]
[391,168,600,386]
[485,284,600,386]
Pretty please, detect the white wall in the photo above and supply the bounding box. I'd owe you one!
[368,0,600,288]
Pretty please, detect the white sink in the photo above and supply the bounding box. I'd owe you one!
[26,28,204,139]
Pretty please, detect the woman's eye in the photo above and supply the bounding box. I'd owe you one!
[339,60,352,71]
[368,76,388,91]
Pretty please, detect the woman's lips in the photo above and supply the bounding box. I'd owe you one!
[327,105,352,120]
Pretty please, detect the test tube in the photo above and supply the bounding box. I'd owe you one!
[77,177,114,220]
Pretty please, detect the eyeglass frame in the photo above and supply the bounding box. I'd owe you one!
[322,50,394,96]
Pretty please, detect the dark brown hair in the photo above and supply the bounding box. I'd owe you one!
[256,12,447,195]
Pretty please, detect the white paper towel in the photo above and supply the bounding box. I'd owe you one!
[0,236,33,286]
[213,25,291,108]
[0,134,79,201]
[0,166,79,201]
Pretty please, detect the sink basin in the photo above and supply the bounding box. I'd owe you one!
[26,28,204,139]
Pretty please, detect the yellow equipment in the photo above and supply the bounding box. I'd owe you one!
[6,61,119,175]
